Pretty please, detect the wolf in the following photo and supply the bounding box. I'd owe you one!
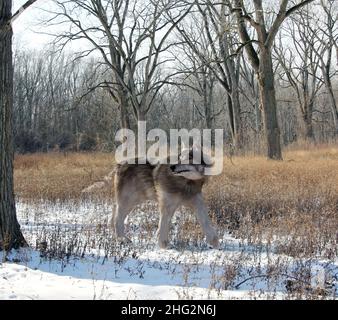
[111,148,219,249]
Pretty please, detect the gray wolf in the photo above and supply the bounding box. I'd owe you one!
[111,148,219,249]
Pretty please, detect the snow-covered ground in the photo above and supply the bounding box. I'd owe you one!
[0,201,337,300]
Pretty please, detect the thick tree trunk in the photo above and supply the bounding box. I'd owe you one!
[258,50,283,160]
[118,87,130,129]
[304,117,314,140]
[303,102,314,140]
[323,74,338,135]
[137,110,146,122]
[0,0,27,251]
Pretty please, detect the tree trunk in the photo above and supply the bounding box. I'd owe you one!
[231,86,243,149]
[118,87,130,129]
[202,74,214,130]
[303,102,314,140]
[254,80,263,134]
[258,50,282,160]
[222,34,243,149]
[226,94,235,142]
[137,109,146,122]
[226,93,242,148]
[204,94,212,130]
[304,116,314,140]
[0,0,27,251]
[323,73,338,135]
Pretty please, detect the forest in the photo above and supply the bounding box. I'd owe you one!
[11,0,338,156]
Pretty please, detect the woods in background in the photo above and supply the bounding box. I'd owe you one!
[12,0,338,155]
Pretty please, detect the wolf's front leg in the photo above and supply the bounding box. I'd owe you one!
[190,194,219,248]
[157,199,178,249]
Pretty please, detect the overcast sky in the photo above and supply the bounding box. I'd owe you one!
[12,0,54,49]
[12,0,91,52]
[11,0,179,63]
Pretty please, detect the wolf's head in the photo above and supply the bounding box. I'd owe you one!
[170,145,214,180]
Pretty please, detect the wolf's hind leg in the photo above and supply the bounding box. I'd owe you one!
[111,202,133,242]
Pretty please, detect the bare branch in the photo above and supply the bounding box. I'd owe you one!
[11,0,39,24]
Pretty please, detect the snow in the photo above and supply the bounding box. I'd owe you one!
[0,257,189,300]
[0,201,337,300]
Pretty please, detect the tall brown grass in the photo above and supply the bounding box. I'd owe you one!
[13,146,338,298]
[14,152,114,201]
[206,145,338,259]
[14,146,338,259]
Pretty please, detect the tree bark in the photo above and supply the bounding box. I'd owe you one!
[0,0,27,251]
[304,115,314,140]
[221,30,243,149]
[117,86,130,129]
[232,0,283,159]
[202,77,212,130]
[231,86,243,148]
[227,90,243,148]
[258,50,283,160]
[322,71,338,135]
[303,101,314,140]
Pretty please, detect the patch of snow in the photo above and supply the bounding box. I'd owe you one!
[0,201,336,300]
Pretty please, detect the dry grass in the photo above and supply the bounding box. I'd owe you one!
[12,146,338,299]
[14,146,338,260]
[14,152,114,201]
[206,146,338,259]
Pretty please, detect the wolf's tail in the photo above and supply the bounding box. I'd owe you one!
[81,169,116,194]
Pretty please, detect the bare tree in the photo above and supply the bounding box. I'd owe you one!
[239,53,262,135]
[173,0,244,147]
[274,10,324,140]
[169,12,221,130]
[8,0,336,160]
[230,0,314,159]
[308,0,338,134]
[0,0,38,251]
[48,0,192,128]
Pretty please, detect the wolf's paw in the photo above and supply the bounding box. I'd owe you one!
[207,235,219,249]
[158,239,170,249]
[116,236,132,246]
